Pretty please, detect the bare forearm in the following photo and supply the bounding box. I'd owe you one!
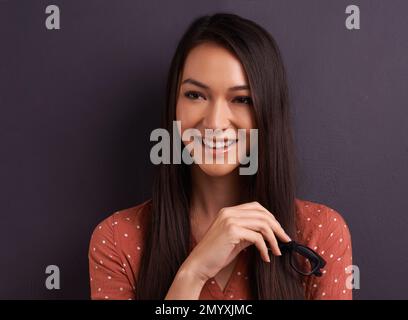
[165,263,207,300]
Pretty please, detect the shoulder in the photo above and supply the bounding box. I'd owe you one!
[89,199,152,254]
[294,199,353,299]
[294,198,352,251]
[294,198,350,232]
[88,200,152,300]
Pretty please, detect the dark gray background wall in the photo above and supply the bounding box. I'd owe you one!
[0,0,407,299]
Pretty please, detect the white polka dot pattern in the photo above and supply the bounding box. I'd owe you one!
[299,201,353,300]
[88,201,149,300]
[88,199,353,300]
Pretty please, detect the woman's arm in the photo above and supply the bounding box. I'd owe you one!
[88,215,136,300]
[164,260,207,300]
[304,208,353,300]
[166,201,292,299]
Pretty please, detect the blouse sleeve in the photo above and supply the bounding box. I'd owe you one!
[88,214,136,300]
[305,208,353,300]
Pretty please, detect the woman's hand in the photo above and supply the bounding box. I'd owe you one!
[182,201,292,283]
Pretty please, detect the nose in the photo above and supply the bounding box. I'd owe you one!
[202,97,231,130]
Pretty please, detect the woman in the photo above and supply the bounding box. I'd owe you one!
[88,13,352,300]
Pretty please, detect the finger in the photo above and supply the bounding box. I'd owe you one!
[243,202,280,222]
[229,217,282,256]
[264,215,292,243]
[232,201,269,212]
[233,209,292,242]
[233,226,270,262]
[234,202,285,229]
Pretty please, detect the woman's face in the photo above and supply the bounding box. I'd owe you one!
[176,42,256,177]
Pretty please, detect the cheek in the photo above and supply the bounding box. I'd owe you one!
[176,102,203,144]
[234,107,257,130]
[232,108,257,153]
[176,100,203,131]
[175,100,188,132]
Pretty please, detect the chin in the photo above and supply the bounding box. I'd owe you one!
[195,163,240,177]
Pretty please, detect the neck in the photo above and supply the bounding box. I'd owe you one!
[190,165,249,221]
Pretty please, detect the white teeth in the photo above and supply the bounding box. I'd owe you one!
[215,141,224,149]
[202,138,236,149]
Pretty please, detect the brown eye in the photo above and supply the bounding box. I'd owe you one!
[232,96,252,105]
[184,91,205,100]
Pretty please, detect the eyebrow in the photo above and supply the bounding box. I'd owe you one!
[181,78,250,91]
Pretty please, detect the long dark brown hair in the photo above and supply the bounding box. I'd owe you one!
[136,13,304,299]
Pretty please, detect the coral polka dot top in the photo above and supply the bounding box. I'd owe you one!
[88,198,353,300]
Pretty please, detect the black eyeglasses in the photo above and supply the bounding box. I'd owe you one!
[267,241,326,277]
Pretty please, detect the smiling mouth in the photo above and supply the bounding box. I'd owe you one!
[202,137,238,150]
